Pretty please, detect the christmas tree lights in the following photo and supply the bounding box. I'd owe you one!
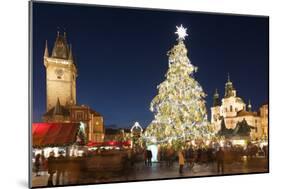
[144,25,214,147]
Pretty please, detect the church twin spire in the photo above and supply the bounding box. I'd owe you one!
[213,74,253,112]
[225,73,235,97]
[213,74,235,106]
[213,88,220,107]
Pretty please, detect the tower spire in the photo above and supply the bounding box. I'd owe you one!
[225,73,234,97]
[68,44,73,60]
[44,40,49,57]
[227,73,230,83]
[53,98,62,115]
[248,99,252,112]
[215,88,218,95]
[213,88,220,106]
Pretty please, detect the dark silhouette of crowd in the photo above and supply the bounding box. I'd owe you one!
[144,149,152,166]
[33,151,69,186]
[150,142,268,175]
[33,142,268,186]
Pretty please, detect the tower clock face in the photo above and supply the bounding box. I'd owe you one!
[55,68,64,77]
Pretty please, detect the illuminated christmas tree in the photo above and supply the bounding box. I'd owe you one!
[145,25,213,147]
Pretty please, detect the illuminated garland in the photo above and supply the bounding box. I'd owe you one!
[144,25,215,147]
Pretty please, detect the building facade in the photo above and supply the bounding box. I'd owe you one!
[42,31,104,143]
[259,104,269,139]
[211,75,268,140]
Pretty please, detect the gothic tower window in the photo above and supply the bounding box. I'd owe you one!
[230,105,233,112]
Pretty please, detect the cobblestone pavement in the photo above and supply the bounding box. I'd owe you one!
[32,157,268,187]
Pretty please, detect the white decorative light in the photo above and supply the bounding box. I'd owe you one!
[151,137,157,143]
[130,121,143,133]
[175,24,188,40]
[79,121,85,132]
[147,144,158,162]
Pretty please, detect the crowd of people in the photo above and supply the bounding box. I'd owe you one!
[156,143,268,174]
[124,143,268,175]
[33,142,268,186]
[34,151,69,186]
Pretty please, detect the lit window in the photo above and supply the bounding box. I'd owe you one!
[76,112,83,120]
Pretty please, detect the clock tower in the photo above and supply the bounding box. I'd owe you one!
[44,31,77,111]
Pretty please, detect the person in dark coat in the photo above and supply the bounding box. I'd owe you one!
[197,147,202,163]
[216,147,225,173]
[166,148,174,167]
[143,149,147,166]
[41,152,47,173]
[47,151,56,186]
[35,154,41,176]
[56,151,66,185]
[147,150,152,166]
[185,146,195,169]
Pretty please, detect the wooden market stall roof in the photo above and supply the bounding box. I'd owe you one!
[32,122,80,148]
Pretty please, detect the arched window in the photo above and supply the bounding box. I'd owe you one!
[230,105,233,112]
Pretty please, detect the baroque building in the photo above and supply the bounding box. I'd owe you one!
[211,74,268,140]
[42,31,104,142]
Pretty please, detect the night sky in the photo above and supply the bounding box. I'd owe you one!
[32,2,269,128]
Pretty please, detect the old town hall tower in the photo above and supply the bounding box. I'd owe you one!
[44,31,77,111]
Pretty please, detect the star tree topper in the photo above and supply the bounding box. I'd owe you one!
[175,24,188,40]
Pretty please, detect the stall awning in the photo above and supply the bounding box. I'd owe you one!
[87,140,131,147]
[32,123,80,148]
